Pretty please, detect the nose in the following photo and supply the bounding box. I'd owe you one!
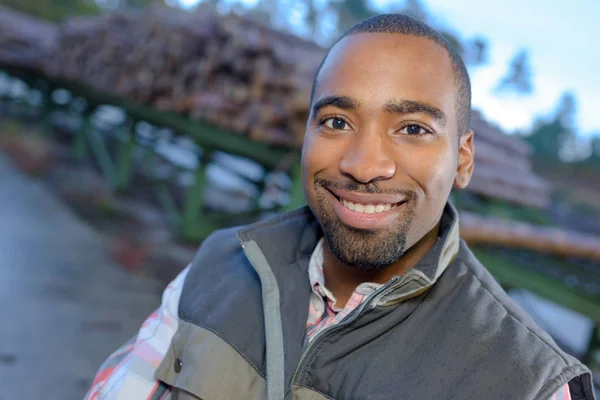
[339,131,396,184]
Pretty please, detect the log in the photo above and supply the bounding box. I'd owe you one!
[470,109,530,157]
[0,5,552,210]
[0,6,58,71]
[44,6,324,151]
[467,109,551,209]
[460,211,600,263]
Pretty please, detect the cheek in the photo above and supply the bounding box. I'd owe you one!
[302,132,334,201]
[302,132,346,179]
[397,142,456,196]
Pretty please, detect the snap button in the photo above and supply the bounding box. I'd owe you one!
[174,358,182,373]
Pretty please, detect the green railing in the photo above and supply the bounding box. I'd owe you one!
[0,65,305,241]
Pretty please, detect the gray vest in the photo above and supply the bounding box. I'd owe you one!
[155,205,595,400]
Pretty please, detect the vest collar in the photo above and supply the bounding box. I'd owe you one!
[378,202,460,305]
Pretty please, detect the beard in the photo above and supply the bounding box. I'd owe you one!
[314,177,417,271]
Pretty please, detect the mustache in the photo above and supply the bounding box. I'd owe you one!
[314,177,416,199]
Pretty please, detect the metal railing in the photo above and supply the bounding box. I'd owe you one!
[0,66,305,241]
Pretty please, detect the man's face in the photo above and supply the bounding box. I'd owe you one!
[302,33,473,270]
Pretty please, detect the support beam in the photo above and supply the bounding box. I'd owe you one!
[71,110,92,161]
[115,121,136,191]
[181,150,211,240]
[473,248,600,321]
[285,160,305,211]
[87,126,118,188]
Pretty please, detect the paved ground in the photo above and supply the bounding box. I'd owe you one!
[0,151,164,400]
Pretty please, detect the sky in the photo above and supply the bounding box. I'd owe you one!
[178,0,600,138]
[403,0,600,137]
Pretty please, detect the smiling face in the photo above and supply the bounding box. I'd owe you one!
[302,33,474,270]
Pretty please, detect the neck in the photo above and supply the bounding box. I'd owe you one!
[322,220,441,308]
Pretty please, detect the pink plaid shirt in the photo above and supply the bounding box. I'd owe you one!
[305,238,381,342]
[85,240,571,399]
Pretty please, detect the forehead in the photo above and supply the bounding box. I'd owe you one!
[315,33,457,122]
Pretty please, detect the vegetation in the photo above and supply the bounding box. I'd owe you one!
[520,92,600,212]
[0,0,101,22]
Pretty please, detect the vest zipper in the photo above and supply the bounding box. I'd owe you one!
[291,275,401,386]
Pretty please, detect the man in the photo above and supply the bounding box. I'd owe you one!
[86,14,594,400]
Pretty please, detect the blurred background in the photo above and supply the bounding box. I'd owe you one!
[0,0,599,398]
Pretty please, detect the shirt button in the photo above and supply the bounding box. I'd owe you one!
[174,358,183,373]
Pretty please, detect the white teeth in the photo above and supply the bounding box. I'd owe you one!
[341,198,393,214]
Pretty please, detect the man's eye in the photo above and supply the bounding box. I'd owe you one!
[400,124,430,135]
[323,117,350,131]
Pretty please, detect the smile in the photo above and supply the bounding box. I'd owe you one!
[338,196,401,214]
[326,188,408,230]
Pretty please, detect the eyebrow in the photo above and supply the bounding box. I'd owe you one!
[311,96,360,116]
[384,99,447,127]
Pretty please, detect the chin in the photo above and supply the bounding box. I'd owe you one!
[322,217,409,271]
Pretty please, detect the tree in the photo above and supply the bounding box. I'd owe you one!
[495,49,534,95]
[556,92,576,128]
[463,37,488,66]
[525,92,577,163]
[587,135,600,168]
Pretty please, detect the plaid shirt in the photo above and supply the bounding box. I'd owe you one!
[85,239,571,400]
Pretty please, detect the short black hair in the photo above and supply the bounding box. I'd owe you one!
[310,14,471,135]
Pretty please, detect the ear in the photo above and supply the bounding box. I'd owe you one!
[454,129,474,189]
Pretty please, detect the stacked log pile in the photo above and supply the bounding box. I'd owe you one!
[3,6,600,263]
[467,110,551,209]
[0,6,58,71]
[44,7,550,208]
[0,6,550,209]
[460,211,600,263]
[45,7,325,149]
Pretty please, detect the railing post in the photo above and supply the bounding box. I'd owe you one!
[115,119,136,191]
[181,149,211,241]
[38,79,55,136]
[285,159,305,211]
[72,107,94,161]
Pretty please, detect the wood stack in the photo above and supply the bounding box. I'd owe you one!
[466,110,551,209]
[46,6,325,149]
[0,6,58,72]
[460,211,600,263]
[0,5,553,211]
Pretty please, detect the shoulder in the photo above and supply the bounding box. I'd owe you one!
[452,242,562,352]
[185,207,316,284]
[183,225,249,290]
[443,241,592,398]
[192,225,245,261]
